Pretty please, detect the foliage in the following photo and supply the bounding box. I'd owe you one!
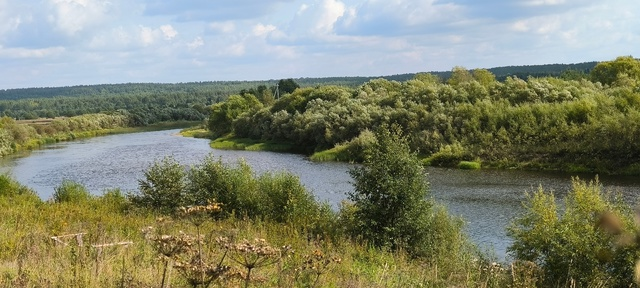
[131,157,187,214]
[345,125,467,258]
[208,93,262,138]
[507,177,640,287]
[186,156,260,218]
[277,78,301,95]
[590,56,640,86]
[0,174,39,203]
[52,180,92,203]
[201,56,640,175]
[427,142,470,167]
[458,161,481,169]
[131,155,333,234]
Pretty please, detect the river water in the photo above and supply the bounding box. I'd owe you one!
[2,129,640,261]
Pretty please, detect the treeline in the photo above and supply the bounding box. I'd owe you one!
[0,81,267,100]
[209,56,640,174]
[0,61,599,121]
[0,92,210,124]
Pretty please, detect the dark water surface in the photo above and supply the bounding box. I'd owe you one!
[2,129,640,261]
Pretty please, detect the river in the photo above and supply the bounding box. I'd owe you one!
[2,129,640,261]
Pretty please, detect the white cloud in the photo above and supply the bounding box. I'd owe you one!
[335,0,464,36]
[511,20,529,32]
[287,0,347,37]
[48,0,112,36]
[137,25,180,46]
[88,26,134,50]
[187,37,204,50]
[142,1,292,22]
[223,43,245,57]
[315,0,346,34]
[0,0,639,89]
[139,26,155,46]
[160,25,178,40]
[253,24,277,37]
[510,16,560,35]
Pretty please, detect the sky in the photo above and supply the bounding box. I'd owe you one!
[0,0,638,89]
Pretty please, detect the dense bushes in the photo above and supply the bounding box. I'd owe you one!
[209,56,640,174]
[129,156,332,234]
[508,178,640,287]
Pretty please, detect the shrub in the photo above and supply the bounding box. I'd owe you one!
[187,156,260,218]
[99,188,129,212]
[345,125,467,258]
[0,174,40,204]
[256,172,335,234]
[53,180,91,203]
[130,157,187,214]
[507,177,640,287]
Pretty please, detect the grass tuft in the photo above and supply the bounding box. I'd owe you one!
[458,161,481,170]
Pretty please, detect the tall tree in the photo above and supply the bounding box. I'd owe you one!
[278,79,300,96]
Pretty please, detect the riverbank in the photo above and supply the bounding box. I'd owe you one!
[190,132,640,175]
[181,129,298,153]
[0,115,201,159]
[0,173,505,287]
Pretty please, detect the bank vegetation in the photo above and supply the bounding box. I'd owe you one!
[208,56,640,175]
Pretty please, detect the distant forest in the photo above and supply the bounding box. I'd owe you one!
[0,61,597,122]
[0,61,597,100]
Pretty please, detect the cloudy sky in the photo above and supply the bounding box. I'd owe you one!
[0,0,638,89]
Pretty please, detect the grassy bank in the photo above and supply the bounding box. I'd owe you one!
[1,117,202,158]
[0,175,504,287]
[207,134,295,153]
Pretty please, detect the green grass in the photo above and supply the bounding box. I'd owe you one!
[209,135,294,152]
[179,128,212,138]
[458,161,482,170]
[0,180,512,287]
[310,149,340,161]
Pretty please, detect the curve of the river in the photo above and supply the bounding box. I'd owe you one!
[2,129,640,261]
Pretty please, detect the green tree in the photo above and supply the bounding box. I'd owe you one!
[346,125,464,257]
[447,66,473,86]
[208,94,262,137]
[278,78,300,95]
[590,56,640,86]
[413,72,441,84]
[472,68,497,87]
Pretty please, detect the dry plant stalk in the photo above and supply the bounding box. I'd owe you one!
[223,238,289,288]
[143,202,229,288]
[295,249,342,287]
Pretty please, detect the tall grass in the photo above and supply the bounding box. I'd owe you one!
[0,174,515,287]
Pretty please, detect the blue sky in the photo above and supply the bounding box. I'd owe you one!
[0,0,638,89]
